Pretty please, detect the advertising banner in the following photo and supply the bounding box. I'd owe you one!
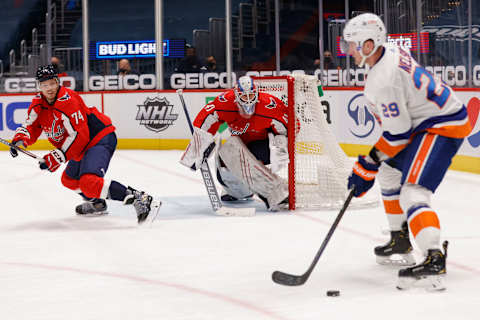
[0,88,478,173]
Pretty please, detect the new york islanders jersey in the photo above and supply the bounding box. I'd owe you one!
[20,86,115,161]
[193,89,288,144]
[364,43,472,157]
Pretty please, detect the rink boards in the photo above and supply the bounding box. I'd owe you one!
[0,88,479,173]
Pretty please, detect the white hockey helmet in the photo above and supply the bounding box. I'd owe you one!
[341,13,386,67]
[234,76,258,116]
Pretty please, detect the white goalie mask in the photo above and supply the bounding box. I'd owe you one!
[234,76,259,116]
[340,13,386,67]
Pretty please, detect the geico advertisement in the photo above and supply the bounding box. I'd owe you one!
[0,90,478,159]
[4,77,76,93]
[0,95,33,136]
[5,67,480,92]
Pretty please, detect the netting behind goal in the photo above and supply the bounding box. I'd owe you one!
[253,75,378,210]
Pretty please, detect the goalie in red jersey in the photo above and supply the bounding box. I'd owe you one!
[9,65,160,224]
[180,76,289,211]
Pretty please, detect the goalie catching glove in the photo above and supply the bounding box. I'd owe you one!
[268,132,288,172]
[180,127,216,171]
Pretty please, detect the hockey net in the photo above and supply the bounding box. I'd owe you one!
[253,74,378,210]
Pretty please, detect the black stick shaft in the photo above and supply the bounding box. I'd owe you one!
[272,189,355,286]
[302,189,355,275]
[0,137,40,159]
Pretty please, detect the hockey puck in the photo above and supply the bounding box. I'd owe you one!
[326,290,340,297]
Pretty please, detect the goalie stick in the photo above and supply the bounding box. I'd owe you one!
[176,89,255,217]
[272,189,355,286]
[0,137,40,160]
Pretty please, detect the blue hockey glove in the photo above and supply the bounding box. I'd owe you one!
[348,155,380,197]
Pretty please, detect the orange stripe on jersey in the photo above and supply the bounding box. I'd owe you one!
[374,137,407,158]
[383,199,403,214]
[409,210,440,237]
[427,121,472,139]
[407,133,435,184]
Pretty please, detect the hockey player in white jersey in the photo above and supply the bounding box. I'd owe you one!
[341,13,472,290]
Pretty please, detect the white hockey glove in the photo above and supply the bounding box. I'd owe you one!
[180,127,216,171]
[268,132,289,172]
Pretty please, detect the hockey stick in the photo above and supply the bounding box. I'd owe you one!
[176,89,255,217]
[272,189,355,286]
[0,137,40,160]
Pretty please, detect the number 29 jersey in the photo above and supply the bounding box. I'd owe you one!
[364,43,472,157]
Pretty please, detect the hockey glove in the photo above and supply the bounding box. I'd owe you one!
[268,132,289,172]
[179,127,216,171]
[10,127,30,158]
[39,149,66,172]
[348,155,380,197]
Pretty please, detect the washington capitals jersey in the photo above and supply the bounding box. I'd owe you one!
[193,89,288,144]
[21,86,115,161]
[364,43,472,157]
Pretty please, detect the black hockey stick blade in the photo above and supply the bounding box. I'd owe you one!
[0,137,40,159]
[272,270,309,286]
[272,189,355,286]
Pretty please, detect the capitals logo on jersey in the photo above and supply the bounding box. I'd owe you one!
[46,114,65,142]
[58,92,71,101]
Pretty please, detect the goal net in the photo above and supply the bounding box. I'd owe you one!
[253,74,378,210]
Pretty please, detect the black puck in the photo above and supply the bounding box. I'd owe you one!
[326,290,340,297]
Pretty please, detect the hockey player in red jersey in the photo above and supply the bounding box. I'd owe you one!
[180,75,289,211]
[9,65,160,224]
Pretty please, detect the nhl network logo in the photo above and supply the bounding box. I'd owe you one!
[136,96,178,132]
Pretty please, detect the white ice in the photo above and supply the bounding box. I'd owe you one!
[1,150,479,320]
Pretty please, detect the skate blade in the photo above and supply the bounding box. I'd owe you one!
[397,275,446,291]
[376,253,416,266]
[76,211,109,217]
[138,200,162,226]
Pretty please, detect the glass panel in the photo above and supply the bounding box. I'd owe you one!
[375,0,470,88]
[421,0,469,87]
[166,0,225,89]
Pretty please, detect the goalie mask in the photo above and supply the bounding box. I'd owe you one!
[340,13,386,67]
[234,76,259,116]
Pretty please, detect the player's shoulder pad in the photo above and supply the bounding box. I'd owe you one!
[218,89,235,103]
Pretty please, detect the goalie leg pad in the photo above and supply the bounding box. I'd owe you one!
[216,152,253,200]
[218,136,288,210]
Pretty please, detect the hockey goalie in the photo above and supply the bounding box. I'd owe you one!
[180,76,290,211]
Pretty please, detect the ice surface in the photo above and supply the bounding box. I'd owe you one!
[0,150,479,320]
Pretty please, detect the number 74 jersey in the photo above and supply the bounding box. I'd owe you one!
[364,43,472,157]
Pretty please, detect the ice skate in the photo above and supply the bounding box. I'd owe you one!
[124,187,161,224]
[75,198,108,216]
[220,192,254,202]
[375,222,415,266]
[397,241,448,291]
